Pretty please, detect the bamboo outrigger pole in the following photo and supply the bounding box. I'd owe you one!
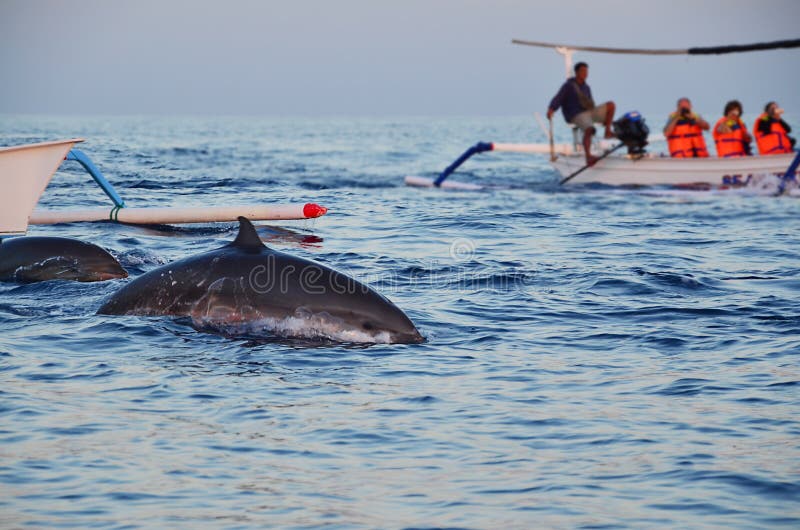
[29,203,327,225]
[0,139,329,235]
[511,38,800,55]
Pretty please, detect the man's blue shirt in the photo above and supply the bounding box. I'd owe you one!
[549,77,593,123]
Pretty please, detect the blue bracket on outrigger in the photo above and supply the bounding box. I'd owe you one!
[777,149,800,196]
[433,142,493,187]
[66,149,126,208]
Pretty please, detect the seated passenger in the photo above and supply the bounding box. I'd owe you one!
[713,100,752,157]
[753,101,796,155]
[664,97,710,158]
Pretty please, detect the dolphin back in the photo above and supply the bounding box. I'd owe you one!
[98,217,423,344]
[0,236,127,283]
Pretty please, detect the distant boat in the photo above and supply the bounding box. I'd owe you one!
[410,38,800,191]
[406,140,799,189]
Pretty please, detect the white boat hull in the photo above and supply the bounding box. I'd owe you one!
[552,152,798,187]
[0,138,84,235]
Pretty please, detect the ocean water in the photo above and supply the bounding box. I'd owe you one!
[1,115,799,529]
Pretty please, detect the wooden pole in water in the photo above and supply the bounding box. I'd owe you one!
[29,203,328,225]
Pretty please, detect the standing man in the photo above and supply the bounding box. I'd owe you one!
[547,62,616,166]
[664,97,710,158]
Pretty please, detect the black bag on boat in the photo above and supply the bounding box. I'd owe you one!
[613,111,649,155]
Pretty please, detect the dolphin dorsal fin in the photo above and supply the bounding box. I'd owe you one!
[231,217,266,249]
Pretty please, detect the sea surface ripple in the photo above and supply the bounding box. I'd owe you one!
[1,115,799,529]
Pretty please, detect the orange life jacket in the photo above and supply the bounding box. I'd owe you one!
[667,114,709,158]
[713,117,749,157]
[753,114,793,155]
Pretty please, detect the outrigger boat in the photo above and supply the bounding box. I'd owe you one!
[406,38,800,191]
[550,150,798,188]
[0,138,328,236]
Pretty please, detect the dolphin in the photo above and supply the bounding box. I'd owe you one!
[97,217,423,344]
[0,236,128,283]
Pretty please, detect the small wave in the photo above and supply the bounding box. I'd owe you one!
[607,306,737,321]
[0,303,46,317]
[114,248,168,270]
[632,268,718,292]
[646,501,744,516]
[127,179,170,189]
[168,146,210,156]
[297,178,396,190]
[768,380,799,388]
[121,223,235,237]
[187,178,238,189]
[721,275,779,280]
[654,470,800,502]
[505,210,559,219]
[396,395,439,404]
[445,271,534,291]
[753,314,800,323]
[641,335,689,348]
[573,230,609,237]
[649,378,734,396]
[588,277,659,296]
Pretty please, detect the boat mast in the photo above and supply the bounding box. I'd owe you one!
[555,47,574,79]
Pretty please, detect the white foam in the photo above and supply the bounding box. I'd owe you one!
[190,301,392,344]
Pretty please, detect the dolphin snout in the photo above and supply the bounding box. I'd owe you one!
[84,261,128,282]
[393,328,425,344]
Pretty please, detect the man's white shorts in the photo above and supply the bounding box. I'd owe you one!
[571,102,611,131]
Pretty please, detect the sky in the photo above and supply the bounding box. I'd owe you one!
[1,0,799,118]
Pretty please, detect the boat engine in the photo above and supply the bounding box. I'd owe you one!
[613,111,649,156]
